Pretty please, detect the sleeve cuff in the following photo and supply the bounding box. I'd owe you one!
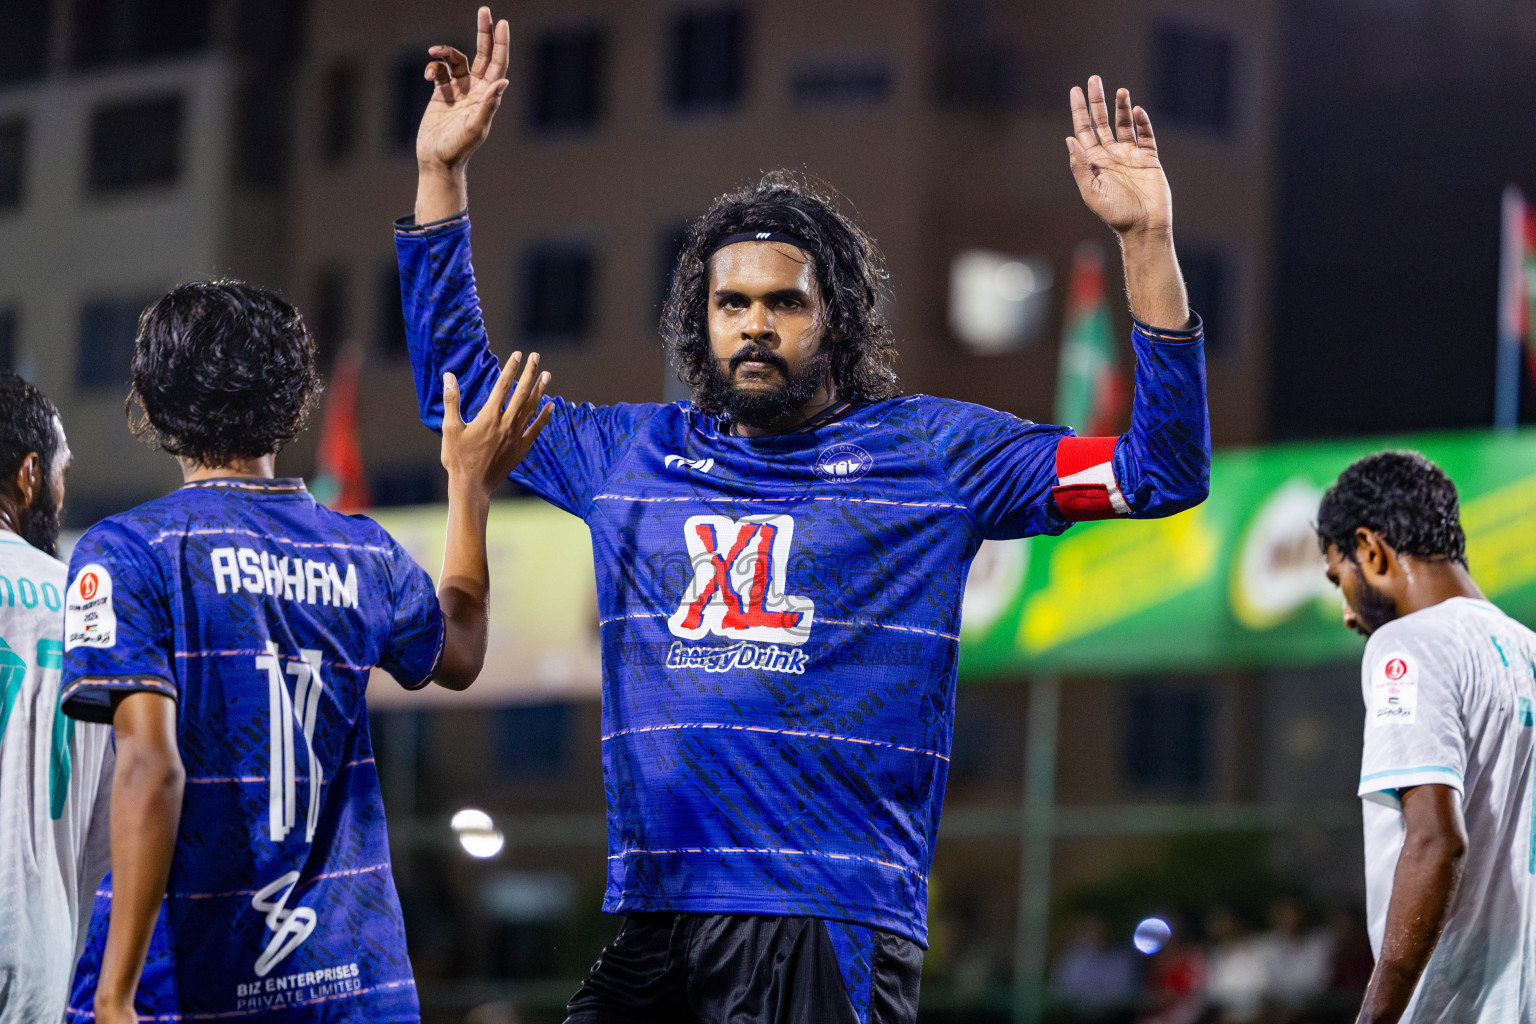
[1358,764,1464,804]
[394,211,469,237]
[1132,310,1204,343]
[395,614,448,692]
[62,675,177,724]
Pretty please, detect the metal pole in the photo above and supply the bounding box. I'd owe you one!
[1012,674,1060,1024]
[1495,184,1523,430]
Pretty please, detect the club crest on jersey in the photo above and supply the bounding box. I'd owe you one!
[814,442,873,482]
[668,514,815,645]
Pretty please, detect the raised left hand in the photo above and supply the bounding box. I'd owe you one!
[441,352,554,498]
[1067,76,1173,237]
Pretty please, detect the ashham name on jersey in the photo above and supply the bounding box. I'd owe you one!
[209,546,359,609]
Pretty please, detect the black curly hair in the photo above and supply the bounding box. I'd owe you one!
[128,280,322,466]
[661,171,900,415]
[0,371,60,485]
[1316,451,1467,567]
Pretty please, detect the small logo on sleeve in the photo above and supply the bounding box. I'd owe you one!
[65,564,116,650]
[1370,651,1418,724]
[814,443,873,482]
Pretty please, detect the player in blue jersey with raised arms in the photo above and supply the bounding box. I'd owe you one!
[60,280,551,1023]
[399,8,1209,1023]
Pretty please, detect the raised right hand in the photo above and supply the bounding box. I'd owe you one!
[416,6,510,174]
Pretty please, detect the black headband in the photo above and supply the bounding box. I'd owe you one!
[707,231,814,259]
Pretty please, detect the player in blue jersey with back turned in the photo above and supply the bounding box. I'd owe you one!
[399,9,1210,1023]
[59,280,551,1023]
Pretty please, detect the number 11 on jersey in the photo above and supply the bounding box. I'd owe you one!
[255,643,326,844]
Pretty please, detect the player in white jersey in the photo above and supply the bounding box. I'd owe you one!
[1318,450,1536,1024]
[0,372,112,1022]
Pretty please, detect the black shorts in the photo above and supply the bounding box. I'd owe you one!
[564,912,924,1024]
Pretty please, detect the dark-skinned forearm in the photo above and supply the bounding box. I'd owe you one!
[433,479,491,690]
[96,711,184,1011]
[1358,810,1466,1022]
[1119,227,1190,331]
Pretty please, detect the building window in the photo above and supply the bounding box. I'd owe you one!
[667,7,747,113]
[321,59,359,164]
[376,262,408,360]
[656,224,690,311]
[71,0,214,70]
[496,703,570,776]
[528,25,607,132]
[388,49,433,155]
[1181,248,1233,357]
[87,95,184,195]
[1123,684,1211,796]
[0,308,16,372]
[1152,20,1237,138]
[791,57,892,107]
[235,71,290,187]
[77,297,152,390]
[0,120,26,210]
[369,463,438,507]
[0,0,51,84]
[931,0,1020,115]
[521,245,595,344]
[310,267,349,371]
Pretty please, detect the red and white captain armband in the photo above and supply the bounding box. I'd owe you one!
[1051,436,1130,521]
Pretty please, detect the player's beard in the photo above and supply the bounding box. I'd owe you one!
[699,343,833,430]
[1348,572,1398,637]
[20,480,60,557]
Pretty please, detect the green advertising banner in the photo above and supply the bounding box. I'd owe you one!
[958,429,1536,677]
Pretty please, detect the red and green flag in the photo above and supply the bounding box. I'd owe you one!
[1053,242,1127,435]
[311,342,370,513]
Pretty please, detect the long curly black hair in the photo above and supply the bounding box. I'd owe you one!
[128,280,322,466]
[661,171,900,413]
[1316,451,1467,566]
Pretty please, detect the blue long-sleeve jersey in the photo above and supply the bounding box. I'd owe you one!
[396,214,1208,945]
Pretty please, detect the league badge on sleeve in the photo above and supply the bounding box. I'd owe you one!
[65,563,116,650]
[1370,652,1418,724]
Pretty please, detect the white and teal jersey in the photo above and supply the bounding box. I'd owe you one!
[0,529,111,1023]
[1357,596,1536,1023]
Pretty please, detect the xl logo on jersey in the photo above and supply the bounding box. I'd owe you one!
[667,514,815,645]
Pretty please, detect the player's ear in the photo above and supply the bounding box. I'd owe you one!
[12,451,39,508]
[1354,527,1390,579]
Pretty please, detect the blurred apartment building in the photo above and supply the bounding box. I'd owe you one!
[0,0,303,521]
[289,0,1280,503]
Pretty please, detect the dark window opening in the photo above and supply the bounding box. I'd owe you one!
[235,72,291,187]
[369,463,439,507]
[931,0,1020,114]
[321,59,359,164]
[521,245,594,344]
[0,0,51,84]
[667,7,747,113]
[0,120,26,210]
[528,25,607,132]
[1181,248,1233,357]
[71,0,214,70]
[77,297,152,390]
[87,94,183,195]
[496,703,570,776]
[656,223,690,312]
[0,309,17,373]
[310,267,348,371]
[1152,21,1237,137]
[1123,684,1211,796]
[388,48,435,154]
[792,59,892,107]
[376,262,408,360]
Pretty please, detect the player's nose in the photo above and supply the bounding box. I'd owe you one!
[1341,598,1359,633]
